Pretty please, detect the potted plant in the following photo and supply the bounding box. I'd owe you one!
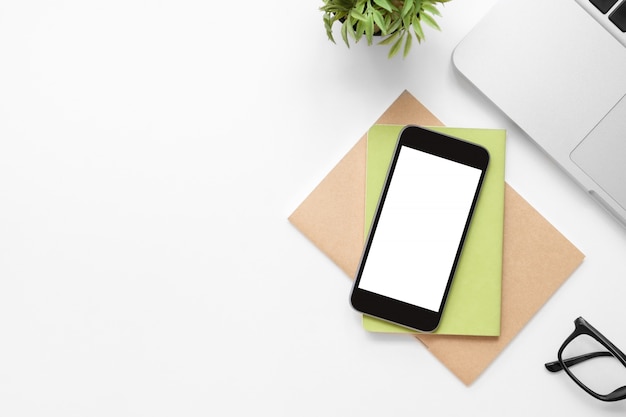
[321,0,451,58]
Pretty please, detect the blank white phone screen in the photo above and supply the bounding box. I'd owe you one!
[358,145,482,312]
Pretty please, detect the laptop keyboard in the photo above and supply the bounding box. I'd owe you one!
[590,0,626,31]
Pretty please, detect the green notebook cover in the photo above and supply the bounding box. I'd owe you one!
[362,125,506,336]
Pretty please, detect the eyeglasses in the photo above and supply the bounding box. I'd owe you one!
[545,317,626,402]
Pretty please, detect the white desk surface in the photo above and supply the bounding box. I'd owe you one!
[1,1,626,415]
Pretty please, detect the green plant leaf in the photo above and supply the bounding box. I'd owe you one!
[355,0,367,11]
[350,9,367,21]
[414,0,423,14]
[403,31,413,57]
[387,16,401,34]
[372,9,387,34]
[372,0,394,12]
[402,11,412,31]
[388,32,404,58]
[341,18,350,46]
[421,11,441,31]
[365,13,375,44]
[323,14,336,43]
[421,3,441,16]
[378,30,400,45]
[400,0,413,18]
[355,19,365,42]
[335,0,359,9]
[412,18,424,41]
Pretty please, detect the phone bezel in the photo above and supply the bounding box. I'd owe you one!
[350,125,490,332]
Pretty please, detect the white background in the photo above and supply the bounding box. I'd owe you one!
[1,1,626,415]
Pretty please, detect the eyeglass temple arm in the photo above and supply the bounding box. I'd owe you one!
[544,351,613,372]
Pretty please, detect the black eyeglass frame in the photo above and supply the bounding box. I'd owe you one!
[545,317,626,402]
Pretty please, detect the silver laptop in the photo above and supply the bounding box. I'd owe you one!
[453,0,626,228]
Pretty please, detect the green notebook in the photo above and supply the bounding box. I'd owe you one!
[362,125,506,336]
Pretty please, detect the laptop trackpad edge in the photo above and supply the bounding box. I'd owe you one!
[571,94,626,211]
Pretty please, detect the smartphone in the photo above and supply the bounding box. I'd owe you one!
[350,126,489,332]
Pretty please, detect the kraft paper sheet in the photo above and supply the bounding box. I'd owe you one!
[288,90,584,385]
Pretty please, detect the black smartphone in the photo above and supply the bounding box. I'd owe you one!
[350,126,490,332]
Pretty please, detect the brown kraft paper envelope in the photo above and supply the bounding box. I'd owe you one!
[289,90,584,385]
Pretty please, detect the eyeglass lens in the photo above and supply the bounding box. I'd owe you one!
[562,334,626,397]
